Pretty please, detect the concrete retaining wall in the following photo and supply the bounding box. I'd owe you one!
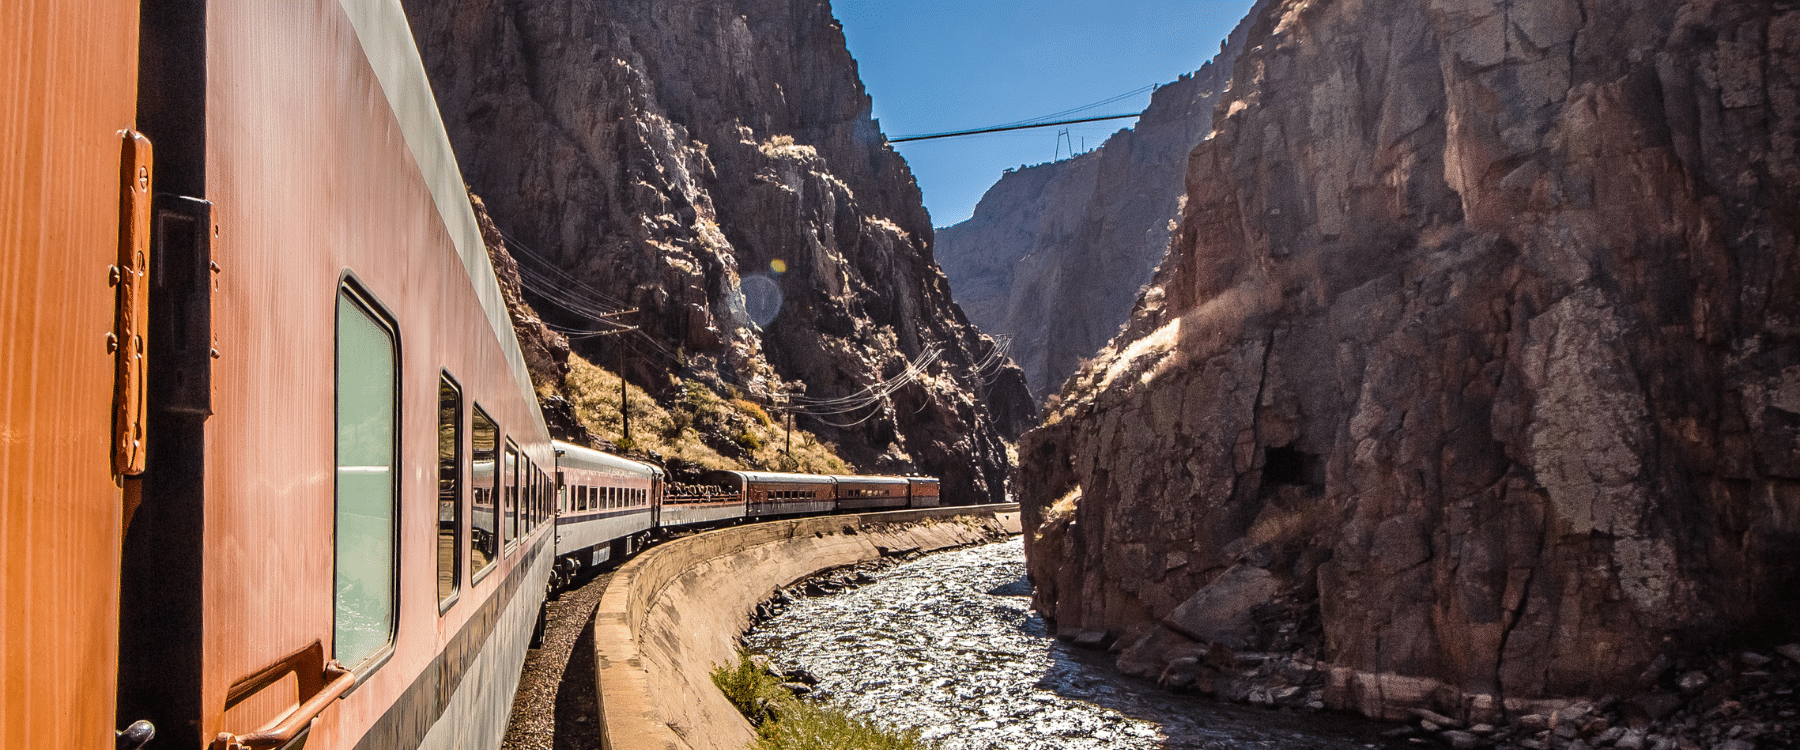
[592,504,1023,750]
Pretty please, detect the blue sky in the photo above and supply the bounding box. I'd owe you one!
[832,0,1259,228]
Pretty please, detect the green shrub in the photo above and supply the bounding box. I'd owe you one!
[754,703,934,750]
[733,398,775,427]
[711,652,788,726]
[711,651,933,750]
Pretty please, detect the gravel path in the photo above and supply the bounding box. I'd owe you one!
[502,567,613,750]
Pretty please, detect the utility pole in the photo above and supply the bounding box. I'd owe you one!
[584,319,640,448]
[617,340,630,447]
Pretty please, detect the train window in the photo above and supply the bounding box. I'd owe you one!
[437,374,462,611]
[470,407,499,580]
[504,442,519,550]
[556,472,566,513]
[523,459,535,533]
[334,286,399,672]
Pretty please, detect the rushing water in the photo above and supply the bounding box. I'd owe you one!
[745,538,1406,750]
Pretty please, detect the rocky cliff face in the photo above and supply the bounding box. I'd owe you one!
[403,0,1034,502]
[1023,0,1800,722]
[935,6,1266,403]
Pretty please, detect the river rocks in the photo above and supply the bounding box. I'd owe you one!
[403,0,1031,502]
[935,2,1269,404]
[1022,0,1800,728]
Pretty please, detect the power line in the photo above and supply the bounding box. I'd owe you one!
[991,84,1155,129]
[891,112,1141,143]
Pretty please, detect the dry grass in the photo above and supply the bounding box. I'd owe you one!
[1034,486,1082,543]
[1243,498,1326,548]
[759,134,819,161]
[556,353,850,474]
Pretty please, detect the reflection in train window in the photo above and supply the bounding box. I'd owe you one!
[504,442,519,550]
[470,406,498,579]
[334,286,399,671]
[437,374,462,610]
[522,458,535,534]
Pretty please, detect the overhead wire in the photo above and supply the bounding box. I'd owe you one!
[891,84,1157,143]
[496,224,987,424]
[992,84,1155,128]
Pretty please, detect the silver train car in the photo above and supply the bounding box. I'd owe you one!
[543,448,951,589]
[553,441,660,568]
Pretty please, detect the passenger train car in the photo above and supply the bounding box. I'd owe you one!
[5,2,557,749]
[2,3,949,749]
[545,440,947,587]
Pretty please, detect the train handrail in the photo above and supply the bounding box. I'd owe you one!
[210,642,355,750]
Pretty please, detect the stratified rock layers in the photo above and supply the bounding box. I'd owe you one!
[403,0,1033,502]
[1022,0,1800,720]
[936,6,1265,403]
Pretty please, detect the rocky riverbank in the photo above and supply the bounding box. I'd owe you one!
[1087,634,1800,750]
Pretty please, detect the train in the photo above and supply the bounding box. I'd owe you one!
[549,441,941,586]
[0,3,944,750]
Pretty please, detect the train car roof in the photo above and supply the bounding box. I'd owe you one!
[705,470,837,485]
[905,476,940,484]
[828,475,910,486]
[338,1,546,437]
[554,440,664,478]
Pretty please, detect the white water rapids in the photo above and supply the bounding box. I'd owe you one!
[745,538,1407,749]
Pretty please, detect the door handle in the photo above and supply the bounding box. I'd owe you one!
[209,642,354,750]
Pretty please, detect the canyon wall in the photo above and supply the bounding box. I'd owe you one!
[935,3,1267,403]
[1023,0,1800,720]
[403,0,1034,503]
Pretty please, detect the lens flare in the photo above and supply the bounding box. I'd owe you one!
[742,274,783,327]
[769,259,788,275]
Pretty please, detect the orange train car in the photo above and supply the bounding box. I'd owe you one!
[3,3,957,749]
[0,2,147,748]
[4,1,555,748]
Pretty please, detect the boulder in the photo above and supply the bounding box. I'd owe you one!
[1164,565,1280,649]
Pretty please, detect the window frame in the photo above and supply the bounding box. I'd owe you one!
[332,276,402,679]
[436,372,463,615]
[469,404,501,585]
[503,440,520,553]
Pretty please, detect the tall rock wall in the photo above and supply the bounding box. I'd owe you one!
[1022,0,1800,719]
[936,4,1267,403]
[402,0,1034,503]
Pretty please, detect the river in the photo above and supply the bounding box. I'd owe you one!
[745,538,1407,750]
